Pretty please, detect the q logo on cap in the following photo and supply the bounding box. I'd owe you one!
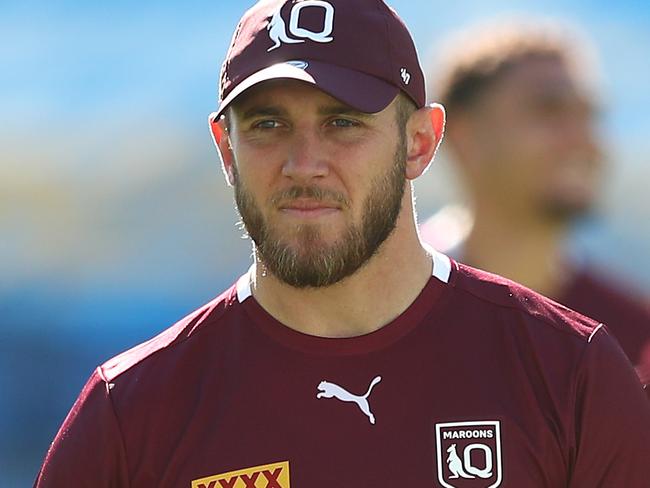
[267,0,335,52]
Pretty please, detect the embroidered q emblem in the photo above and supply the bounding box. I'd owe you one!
[317,376,381,424]
[267,0,335,52]
[435,420,503,488]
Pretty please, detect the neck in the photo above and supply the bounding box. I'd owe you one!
[248,200,433,338]
[462,203,569,298]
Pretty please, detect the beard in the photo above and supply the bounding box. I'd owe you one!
[539,198,594,225]
[534,155,602,225]
[232,138,407,288]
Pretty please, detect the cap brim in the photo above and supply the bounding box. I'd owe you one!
[213,60,399,121]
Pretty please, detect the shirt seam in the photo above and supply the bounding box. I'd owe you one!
[97,366,133,488]
[450,282,598,341]
[566,325,606,480]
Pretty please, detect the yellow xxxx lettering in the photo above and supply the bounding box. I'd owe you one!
[191,461,290,488]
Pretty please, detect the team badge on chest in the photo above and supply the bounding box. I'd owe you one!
[434,421,502,488]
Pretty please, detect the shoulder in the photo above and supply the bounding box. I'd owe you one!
[98,283,241,383]
[561,265,650,364]
[447,261,601,342]
[563,265,650,319]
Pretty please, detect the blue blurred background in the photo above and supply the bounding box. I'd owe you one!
[2,1,649,485]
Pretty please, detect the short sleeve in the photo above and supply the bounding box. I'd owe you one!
[569,326,650,487]
[34,368,129,487]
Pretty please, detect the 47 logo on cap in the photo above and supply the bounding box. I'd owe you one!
[192,461,290,488]
[434,421,502,488]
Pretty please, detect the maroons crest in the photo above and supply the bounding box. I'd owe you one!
[434,420,502,488]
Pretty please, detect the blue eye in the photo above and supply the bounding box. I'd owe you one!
[330,118,357,128]
[254,120,281,129]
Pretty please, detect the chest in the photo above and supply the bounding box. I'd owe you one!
[119,345,573,488]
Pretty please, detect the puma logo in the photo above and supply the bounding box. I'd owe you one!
[316,376,382,424]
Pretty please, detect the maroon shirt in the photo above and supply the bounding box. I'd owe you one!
[559,266,650,391]
[421,221,650,392]
[35,255,650,487]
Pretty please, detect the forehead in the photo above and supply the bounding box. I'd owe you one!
[494,57,596,106]
[231,80,353,114]
[228,79,402,122]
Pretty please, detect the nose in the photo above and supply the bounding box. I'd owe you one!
[563,105,603,165]
[281,129,330,182]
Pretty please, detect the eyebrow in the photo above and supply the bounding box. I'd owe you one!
[526,85,600,113]
[317,105,372,119]
[237,104,372,121]
[239,106,283,120]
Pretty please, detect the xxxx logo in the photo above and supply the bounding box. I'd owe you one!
[192,461,290,488]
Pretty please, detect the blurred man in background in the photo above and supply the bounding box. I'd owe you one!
[421,18,650,392]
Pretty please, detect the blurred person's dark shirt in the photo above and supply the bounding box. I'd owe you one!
[560,265,650,392]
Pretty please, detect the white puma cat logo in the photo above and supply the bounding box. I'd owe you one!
[316,376,382,424]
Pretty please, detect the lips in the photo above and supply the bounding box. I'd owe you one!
[278,198,341,218]
[280,199,340,211]
[271,186,348,219]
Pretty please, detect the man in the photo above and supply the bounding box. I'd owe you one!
[36,2,650,487]
[420,19,650,394]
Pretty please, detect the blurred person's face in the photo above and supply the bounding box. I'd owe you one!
[214,80,409,288]
[453,56,603,223]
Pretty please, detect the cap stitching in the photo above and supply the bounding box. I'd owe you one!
[221,19,244,101]
[376,0,396,87]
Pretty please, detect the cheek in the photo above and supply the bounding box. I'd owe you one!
[232,145,282,191]
[495,118,558,174]
[342,149,397,206]
[232,166,273,216]
[469,125,549,201]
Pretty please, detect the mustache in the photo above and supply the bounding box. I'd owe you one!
[270,186,349,207]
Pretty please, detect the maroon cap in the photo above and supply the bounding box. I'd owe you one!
[214,0,425,119]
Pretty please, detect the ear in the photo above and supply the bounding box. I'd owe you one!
[404,103,446,180]
[208,112,236,186]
